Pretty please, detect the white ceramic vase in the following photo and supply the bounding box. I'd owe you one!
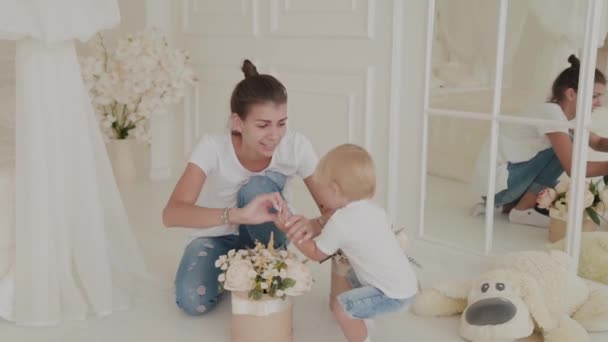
[105,139,147,184]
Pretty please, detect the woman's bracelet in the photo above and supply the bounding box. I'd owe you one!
[221,207,232,225]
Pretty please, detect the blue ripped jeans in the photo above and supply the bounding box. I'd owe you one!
[174,171,287,316]
[494,147,564,207]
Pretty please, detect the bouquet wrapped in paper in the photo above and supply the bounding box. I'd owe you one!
[215,233,313,342]
[537,178,606,242]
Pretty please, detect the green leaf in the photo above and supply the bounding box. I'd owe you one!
[268,285,276,297]
[586,207,601,226]
[590,181,597,193]
[281,278,296,290]
[249,288,263,300]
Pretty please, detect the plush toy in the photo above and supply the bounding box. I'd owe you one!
[411,250,608,342]
[547,232,608,285]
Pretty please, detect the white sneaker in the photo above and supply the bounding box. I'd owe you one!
[471,202,503,217]
[508,208,550,228]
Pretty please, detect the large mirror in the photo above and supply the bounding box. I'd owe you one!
[422,115,490,252]
[423,0,608,257]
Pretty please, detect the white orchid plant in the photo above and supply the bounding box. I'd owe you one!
[215,233,313,300]
[537,177,608,226]
[80,27,197,143]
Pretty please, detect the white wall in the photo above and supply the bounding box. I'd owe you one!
[0,1,429,231]
[149,0,429,231]
[0,41,14,89]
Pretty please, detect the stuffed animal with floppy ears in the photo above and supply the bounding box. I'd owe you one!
[411,250,608,342]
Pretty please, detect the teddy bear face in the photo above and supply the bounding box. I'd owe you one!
[460,279,535,341]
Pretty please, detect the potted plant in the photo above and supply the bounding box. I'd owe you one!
[80,27,197,183]
[537,178,607,242]
[216,233,313,342]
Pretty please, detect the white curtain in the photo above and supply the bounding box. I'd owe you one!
[0,0,148,326]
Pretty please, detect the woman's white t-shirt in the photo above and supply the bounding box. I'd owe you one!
[473,103,569,196]
[187,130,318,239]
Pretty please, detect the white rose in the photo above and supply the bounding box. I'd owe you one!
[261,283,269,290]
[536,188,557,209]
[555,179,570,193]
[279,269,287,278]
[565,189,595,208]
[283,259,313,296]
[584,189,595,208]
[224,259,255,292]
[262,270,272,279]
[276,290,284,297]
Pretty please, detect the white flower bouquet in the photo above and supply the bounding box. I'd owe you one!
[215,233,313,300]
[537,178,608,226]
[80,27,197,143]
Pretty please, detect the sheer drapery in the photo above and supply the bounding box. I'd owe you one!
[0,0,148,326]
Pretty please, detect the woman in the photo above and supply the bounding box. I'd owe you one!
[473,55,608,227]
[162,60,330,315]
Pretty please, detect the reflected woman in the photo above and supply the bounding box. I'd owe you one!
[473,55,608,227]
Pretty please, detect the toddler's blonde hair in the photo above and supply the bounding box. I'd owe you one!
[313,144,376,201]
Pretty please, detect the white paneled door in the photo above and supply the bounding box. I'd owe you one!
[172,0,408,218]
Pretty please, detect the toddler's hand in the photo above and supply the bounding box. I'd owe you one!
[284,215,316,244]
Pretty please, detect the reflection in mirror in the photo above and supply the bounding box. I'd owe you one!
[498,0,586,116]
[423,116,490,252]
[547,108,608,286]
[429,0,499,113]
[430,1,592,118]
[472,122,564,254]
[477,100,608,254]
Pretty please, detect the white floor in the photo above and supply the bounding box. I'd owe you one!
[423,175,552,255]
[2,178,608,342]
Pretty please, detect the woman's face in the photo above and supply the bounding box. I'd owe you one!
[591,82,606,111]
[233,102,288,158]
[570,82,605,112]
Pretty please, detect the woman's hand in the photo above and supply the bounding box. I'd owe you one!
[232,192,285,225]
[283,215,319,244]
